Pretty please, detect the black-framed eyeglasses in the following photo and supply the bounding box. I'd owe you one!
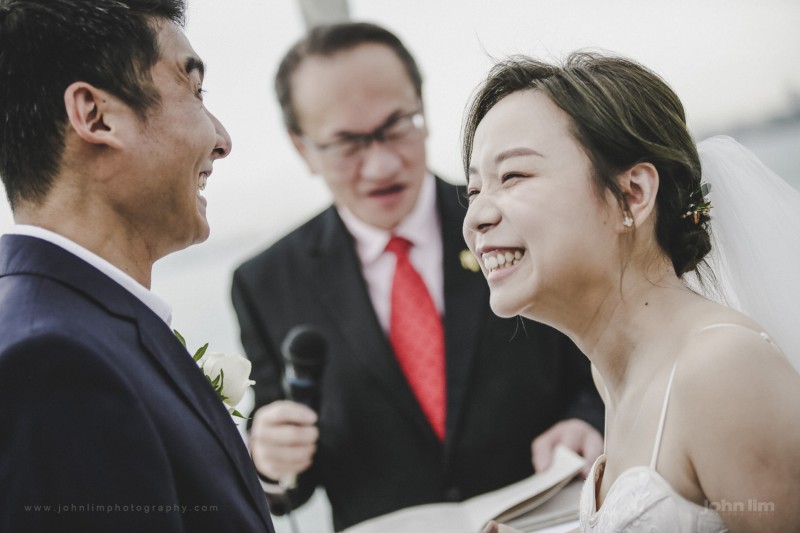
[301,108,425,169]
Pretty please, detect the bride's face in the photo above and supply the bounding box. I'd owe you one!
[463,90,619,321]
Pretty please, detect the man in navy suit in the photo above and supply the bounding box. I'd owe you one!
[0,1,274,531]
[233,22,604,531]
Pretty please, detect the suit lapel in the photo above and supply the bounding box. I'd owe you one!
[0,235,273,530]
[135,315,273,529]
[434,180,490,445]
[305,181,490,447]
[306,209,437,441]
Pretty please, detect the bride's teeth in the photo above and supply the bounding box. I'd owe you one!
[483,249,525,272]
[198,173,207,191]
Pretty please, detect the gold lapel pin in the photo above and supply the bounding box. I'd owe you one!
[459,249,481,272]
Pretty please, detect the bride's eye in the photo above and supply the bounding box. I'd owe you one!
[463,188,480,203]
[501,172,528,183]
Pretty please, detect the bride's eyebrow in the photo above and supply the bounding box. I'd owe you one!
[494,147,544,165]
[468,146,544,177]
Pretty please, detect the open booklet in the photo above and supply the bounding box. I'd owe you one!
[342,445,585,533]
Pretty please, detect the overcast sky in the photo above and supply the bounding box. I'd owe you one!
[2,0,799,356]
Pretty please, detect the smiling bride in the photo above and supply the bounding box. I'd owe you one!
[461,52,800,532]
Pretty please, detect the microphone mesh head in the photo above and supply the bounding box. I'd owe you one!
[282,325,327,379]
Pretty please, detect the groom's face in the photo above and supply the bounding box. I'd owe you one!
[117,21,232,257]
[288,43,429,231]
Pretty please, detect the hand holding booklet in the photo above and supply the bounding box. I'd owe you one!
[342,445,585,533]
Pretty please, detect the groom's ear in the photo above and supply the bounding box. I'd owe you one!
[618,162,659,229]
[63,81,128,150]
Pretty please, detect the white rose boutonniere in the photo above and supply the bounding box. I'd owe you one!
[174,330,255,420]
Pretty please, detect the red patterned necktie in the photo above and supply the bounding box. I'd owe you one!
[386,235,446,441]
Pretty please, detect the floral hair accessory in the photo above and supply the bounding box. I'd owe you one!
[682,182,713,224]
[175,330,255,420]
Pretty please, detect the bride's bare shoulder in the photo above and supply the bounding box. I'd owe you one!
[669,308,800,529]
[672,307,800,418]
[682,323,786,379]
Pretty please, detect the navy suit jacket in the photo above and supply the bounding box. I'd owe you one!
[0,235,274,533]
[232,178,603,530]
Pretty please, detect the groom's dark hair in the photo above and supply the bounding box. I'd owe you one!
[0,0,187,210]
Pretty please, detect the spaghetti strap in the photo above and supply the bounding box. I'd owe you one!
[700,322,779,349]
[699,322,756,333]
[650,361,679,470]
[649,323,779,470]
[602,383,610,455]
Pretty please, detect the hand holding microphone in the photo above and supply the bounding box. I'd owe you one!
[249,326,327,490]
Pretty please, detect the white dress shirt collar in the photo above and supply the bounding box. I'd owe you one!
[336,172,444,331]
[7,224,173,325]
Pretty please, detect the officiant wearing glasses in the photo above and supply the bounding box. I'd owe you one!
[231,21,604,531]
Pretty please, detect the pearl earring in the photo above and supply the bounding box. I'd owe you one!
[623,216,633,228]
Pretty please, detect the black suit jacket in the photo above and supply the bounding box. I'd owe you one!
[232,178,602,530]
[0,235,274,533]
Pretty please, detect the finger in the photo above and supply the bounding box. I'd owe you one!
[265,445,316,471]
[254,400,318,427]
[558,420,589,451]
[483,522,525,533]
[253,421,319,447]
[531,431,557,472]
[582,429,604,460]
[253,452,314,480]
[251,437,317,479]
[481,520,498,533]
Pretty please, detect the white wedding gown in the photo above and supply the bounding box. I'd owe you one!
[578,137,798,531]
[578,342,731,532]
[578,323,789,532]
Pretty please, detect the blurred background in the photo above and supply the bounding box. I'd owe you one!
[2,1,799,530]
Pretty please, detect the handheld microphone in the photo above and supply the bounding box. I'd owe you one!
[282,324,327,410]
[280,325,327,489]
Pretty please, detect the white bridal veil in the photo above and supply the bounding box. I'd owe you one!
[690,136,800,372]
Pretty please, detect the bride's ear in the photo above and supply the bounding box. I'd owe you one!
[617,162,659,230]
